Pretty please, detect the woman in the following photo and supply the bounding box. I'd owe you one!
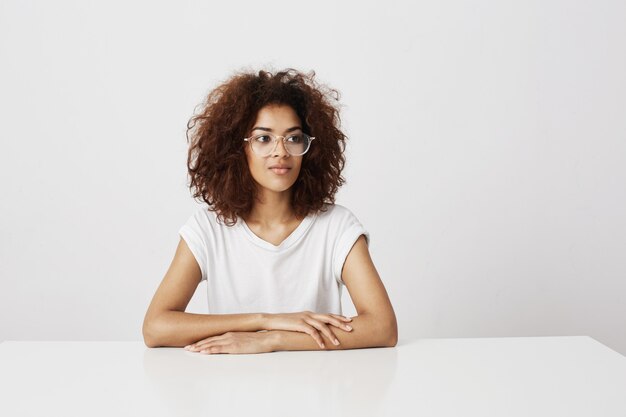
[143,68,397,354]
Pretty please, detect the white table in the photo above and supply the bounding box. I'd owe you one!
[1,336,625,417]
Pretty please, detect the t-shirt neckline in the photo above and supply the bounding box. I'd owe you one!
[237,212,317,251]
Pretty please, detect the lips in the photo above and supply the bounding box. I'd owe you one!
[269,166,291,175]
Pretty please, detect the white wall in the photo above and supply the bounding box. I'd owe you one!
[1,0,625,354]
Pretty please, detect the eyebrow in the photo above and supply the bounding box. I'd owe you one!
[251,126,302,133]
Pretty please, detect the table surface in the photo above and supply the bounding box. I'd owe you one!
[1,336,625,417]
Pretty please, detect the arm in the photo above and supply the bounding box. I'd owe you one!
[142,237,266,348]
[268,312,394,351]
[269,234,398,351]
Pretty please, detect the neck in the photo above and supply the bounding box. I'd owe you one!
[245,189,297,227]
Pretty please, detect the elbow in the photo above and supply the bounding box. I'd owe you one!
[143,335,159,349]
[142,315,162,348]
[387,329,398,347]
[383,315,398,347]
[361,311,398,348]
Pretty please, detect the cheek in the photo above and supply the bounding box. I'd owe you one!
[246,157,269,183]
[293,160,303,174]
[244,151,260,174]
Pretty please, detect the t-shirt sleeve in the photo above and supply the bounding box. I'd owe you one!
[332,207,370,286]
[178,209,209,282]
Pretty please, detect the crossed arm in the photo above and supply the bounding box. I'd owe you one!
[143,235,398,353]
[266,310,396,352]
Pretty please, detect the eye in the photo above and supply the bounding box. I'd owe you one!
[254,135,272,143]
[287,134,304,143]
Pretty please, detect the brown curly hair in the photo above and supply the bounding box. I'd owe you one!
[185,67,348,226]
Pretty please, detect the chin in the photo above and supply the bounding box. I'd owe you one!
[251,170,299,193]
[270,183,297,193]
[265,180,297,193]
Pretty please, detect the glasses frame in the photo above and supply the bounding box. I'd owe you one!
[243,132,316,157]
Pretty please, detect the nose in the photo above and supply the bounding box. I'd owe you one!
[271,137,290,157]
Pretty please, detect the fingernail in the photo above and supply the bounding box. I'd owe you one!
[346,325,352,331]
[334,339,340,345]
[184,345,190,349]
[321,343,325,348]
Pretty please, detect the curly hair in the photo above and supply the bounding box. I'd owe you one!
[185,67,348,226]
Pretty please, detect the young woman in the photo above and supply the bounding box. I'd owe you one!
[142,68,397,354]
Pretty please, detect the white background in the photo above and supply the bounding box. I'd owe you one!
[1,0,625,355]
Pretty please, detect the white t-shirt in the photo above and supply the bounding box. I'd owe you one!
[178,203,369,316]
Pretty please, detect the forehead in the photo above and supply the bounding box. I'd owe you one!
[252,104,301,127]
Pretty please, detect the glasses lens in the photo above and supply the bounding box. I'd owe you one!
[285,133,310,155]
[250,135,274,156]
[250,134,311,156]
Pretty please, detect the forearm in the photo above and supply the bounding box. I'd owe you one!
[143,311,266,348]
[268,312,397,352]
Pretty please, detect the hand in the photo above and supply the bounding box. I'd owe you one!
[263,311,353,349]
[184,331,275,355]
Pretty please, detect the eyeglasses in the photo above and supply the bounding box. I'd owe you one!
[243,132,316,157]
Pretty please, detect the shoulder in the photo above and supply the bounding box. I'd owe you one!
[182,205,234,234]
[185,205,211,225]
[315,204,367,242]
[317,203,362,223]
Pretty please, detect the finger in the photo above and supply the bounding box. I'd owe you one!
[304,318,340,346]
[314,314,353,332]
[330,314,353,322]
[185,341,209,351]
[321,313,352,323]
[330,317,354,332]
[187,335,230,351]
[187,342,210,351]
[191,342,215,351]
[200,345,225,354]
[299,323,325,349]
[194,340,230,353]
[186,332,232,349]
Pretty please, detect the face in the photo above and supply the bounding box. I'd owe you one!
[244,104,303,197]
